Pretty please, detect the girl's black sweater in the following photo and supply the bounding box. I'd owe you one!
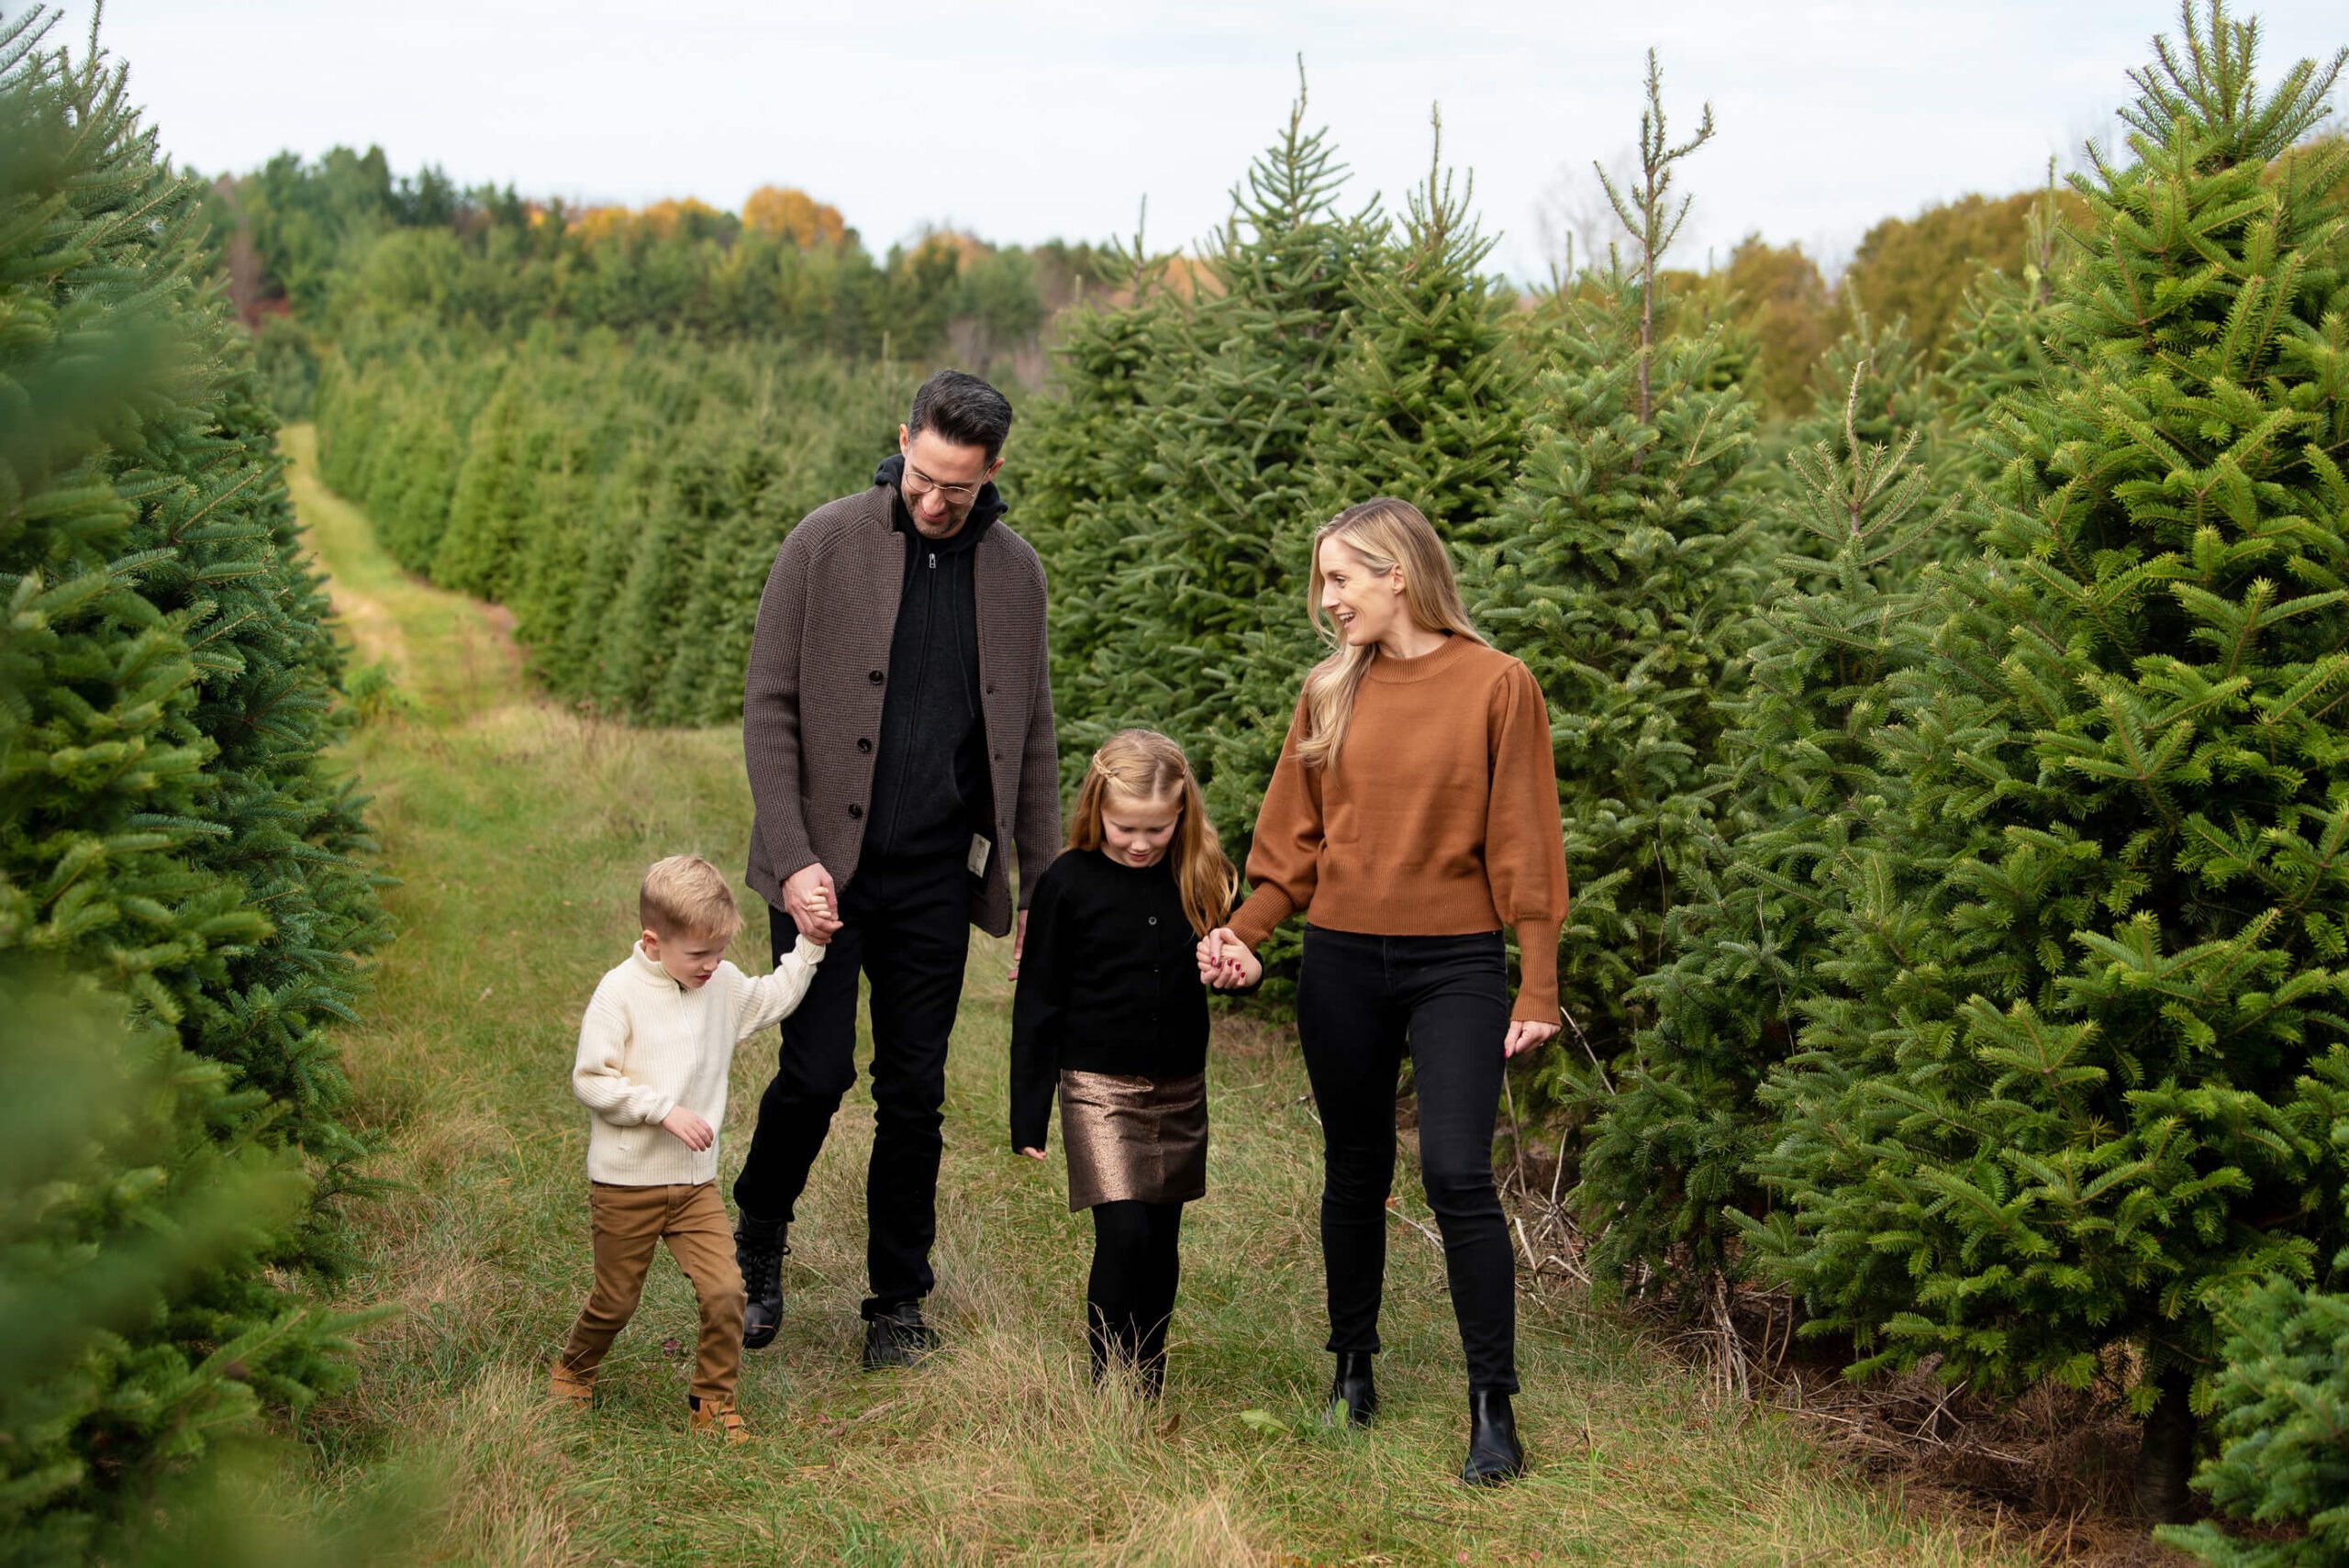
[1008,848,1248,1151]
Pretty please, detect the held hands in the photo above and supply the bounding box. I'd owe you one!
[661,1106,715,1151]
[1195,927,1262,991]
[784,862,841,944]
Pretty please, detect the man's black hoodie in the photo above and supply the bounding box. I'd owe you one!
[863,452,1003,867]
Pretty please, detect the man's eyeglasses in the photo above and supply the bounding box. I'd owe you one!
[902,461,982,505]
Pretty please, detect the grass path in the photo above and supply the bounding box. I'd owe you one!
[282,425,2028,1566]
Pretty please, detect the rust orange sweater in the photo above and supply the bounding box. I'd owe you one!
[1227,634,1571,1022]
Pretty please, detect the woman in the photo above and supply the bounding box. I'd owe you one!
[1199,497,1566,1485]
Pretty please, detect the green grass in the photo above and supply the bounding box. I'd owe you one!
[278,424,2031,1565]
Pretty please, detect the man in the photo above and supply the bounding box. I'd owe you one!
[735,369,1059,1368]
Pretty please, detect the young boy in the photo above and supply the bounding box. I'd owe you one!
[550,854,826,1440]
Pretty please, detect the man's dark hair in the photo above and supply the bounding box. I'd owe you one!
[907,369,1014,463]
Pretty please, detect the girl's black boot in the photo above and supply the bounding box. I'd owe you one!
[1460,1387,1524,1485]
[1325,1351,1378,1429]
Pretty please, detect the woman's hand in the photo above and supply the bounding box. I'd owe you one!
[1503,1018,1560,1058]
[1197,927,1254,990]
[1017,1146,1047,1162]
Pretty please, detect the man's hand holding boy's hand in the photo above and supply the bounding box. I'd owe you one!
[662,1106,715,1151]
[785,862,842,944]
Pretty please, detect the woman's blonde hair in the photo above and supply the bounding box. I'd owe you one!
[1066,728,1237,937]
[1297,497,1486,769]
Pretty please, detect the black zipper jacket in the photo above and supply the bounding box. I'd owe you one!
[862,453,1002,865]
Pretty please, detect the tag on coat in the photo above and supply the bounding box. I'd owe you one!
[968,834,992,877]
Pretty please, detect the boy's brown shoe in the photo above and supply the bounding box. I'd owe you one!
[688,1396,751,1444]
[548,1362,594,1410]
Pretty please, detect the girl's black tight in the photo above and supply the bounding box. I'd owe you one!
[1086,1199,1183,1392]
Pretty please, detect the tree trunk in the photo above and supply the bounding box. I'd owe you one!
[2134,1365,2198,1524]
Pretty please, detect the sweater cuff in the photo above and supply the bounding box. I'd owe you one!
[1009,1095,1052,1151]
[1226,886,1296,951]
[1511,920,1563,1024]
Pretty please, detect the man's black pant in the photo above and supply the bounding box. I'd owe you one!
[1296,926,1518,1393]
[732,854,968,1320]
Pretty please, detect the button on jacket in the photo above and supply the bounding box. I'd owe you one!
[742,469,1060,935]
[1008,849,1254,1151]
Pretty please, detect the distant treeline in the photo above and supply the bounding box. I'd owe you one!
[209,135,2124,423]
[198,145,1112,394]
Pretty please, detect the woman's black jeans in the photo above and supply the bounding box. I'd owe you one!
[1297,926,1516,1393]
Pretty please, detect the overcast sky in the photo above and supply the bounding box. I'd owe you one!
[43,1,2349,279]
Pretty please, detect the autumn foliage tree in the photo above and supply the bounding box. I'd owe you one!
[741,184,848,248]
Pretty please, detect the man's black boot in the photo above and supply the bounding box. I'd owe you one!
[1325,1351,1378,1429]
[862,1301,939,1370]
[1460,1386,1525,1485]
[734,1214,788,1351]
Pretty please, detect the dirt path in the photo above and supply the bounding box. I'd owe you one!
[284,424,530,723]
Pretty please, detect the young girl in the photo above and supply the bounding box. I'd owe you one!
[1009,729,1260,1394]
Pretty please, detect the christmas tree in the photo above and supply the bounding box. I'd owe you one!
[0,9,384,1547]
[1473,50,1760,1098]
[1745,2,2349,1517]
[2159,1219,2349,1563]
[1108,70,1376,768]
[1580,374,1953,1296]
[1012,218,1182,798]
[1939,163,2079,486]
[1784,308,1953,495]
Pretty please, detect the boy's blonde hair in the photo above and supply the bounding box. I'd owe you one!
[1066,729,1237,939]
[640,854,743,940]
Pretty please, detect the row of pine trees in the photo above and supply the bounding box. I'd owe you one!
[1,10,390,1563]
[281,1,2345,1557]
[310,324,917,723]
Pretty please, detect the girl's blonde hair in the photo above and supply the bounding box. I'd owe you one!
[1067,728,1238,937]
[1298,497,1486,769]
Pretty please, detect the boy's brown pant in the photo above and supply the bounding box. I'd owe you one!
[558,1180,744,1404]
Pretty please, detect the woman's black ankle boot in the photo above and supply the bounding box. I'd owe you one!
[1460,1386,1525,1485]
[1326,1351,1378,1428]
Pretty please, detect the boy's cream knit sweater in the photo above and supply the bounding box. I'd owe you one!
[572,936,825,1185]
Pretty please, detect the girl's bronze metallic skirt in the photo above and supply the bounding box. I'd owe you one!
[1059,1069,1208,1211]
